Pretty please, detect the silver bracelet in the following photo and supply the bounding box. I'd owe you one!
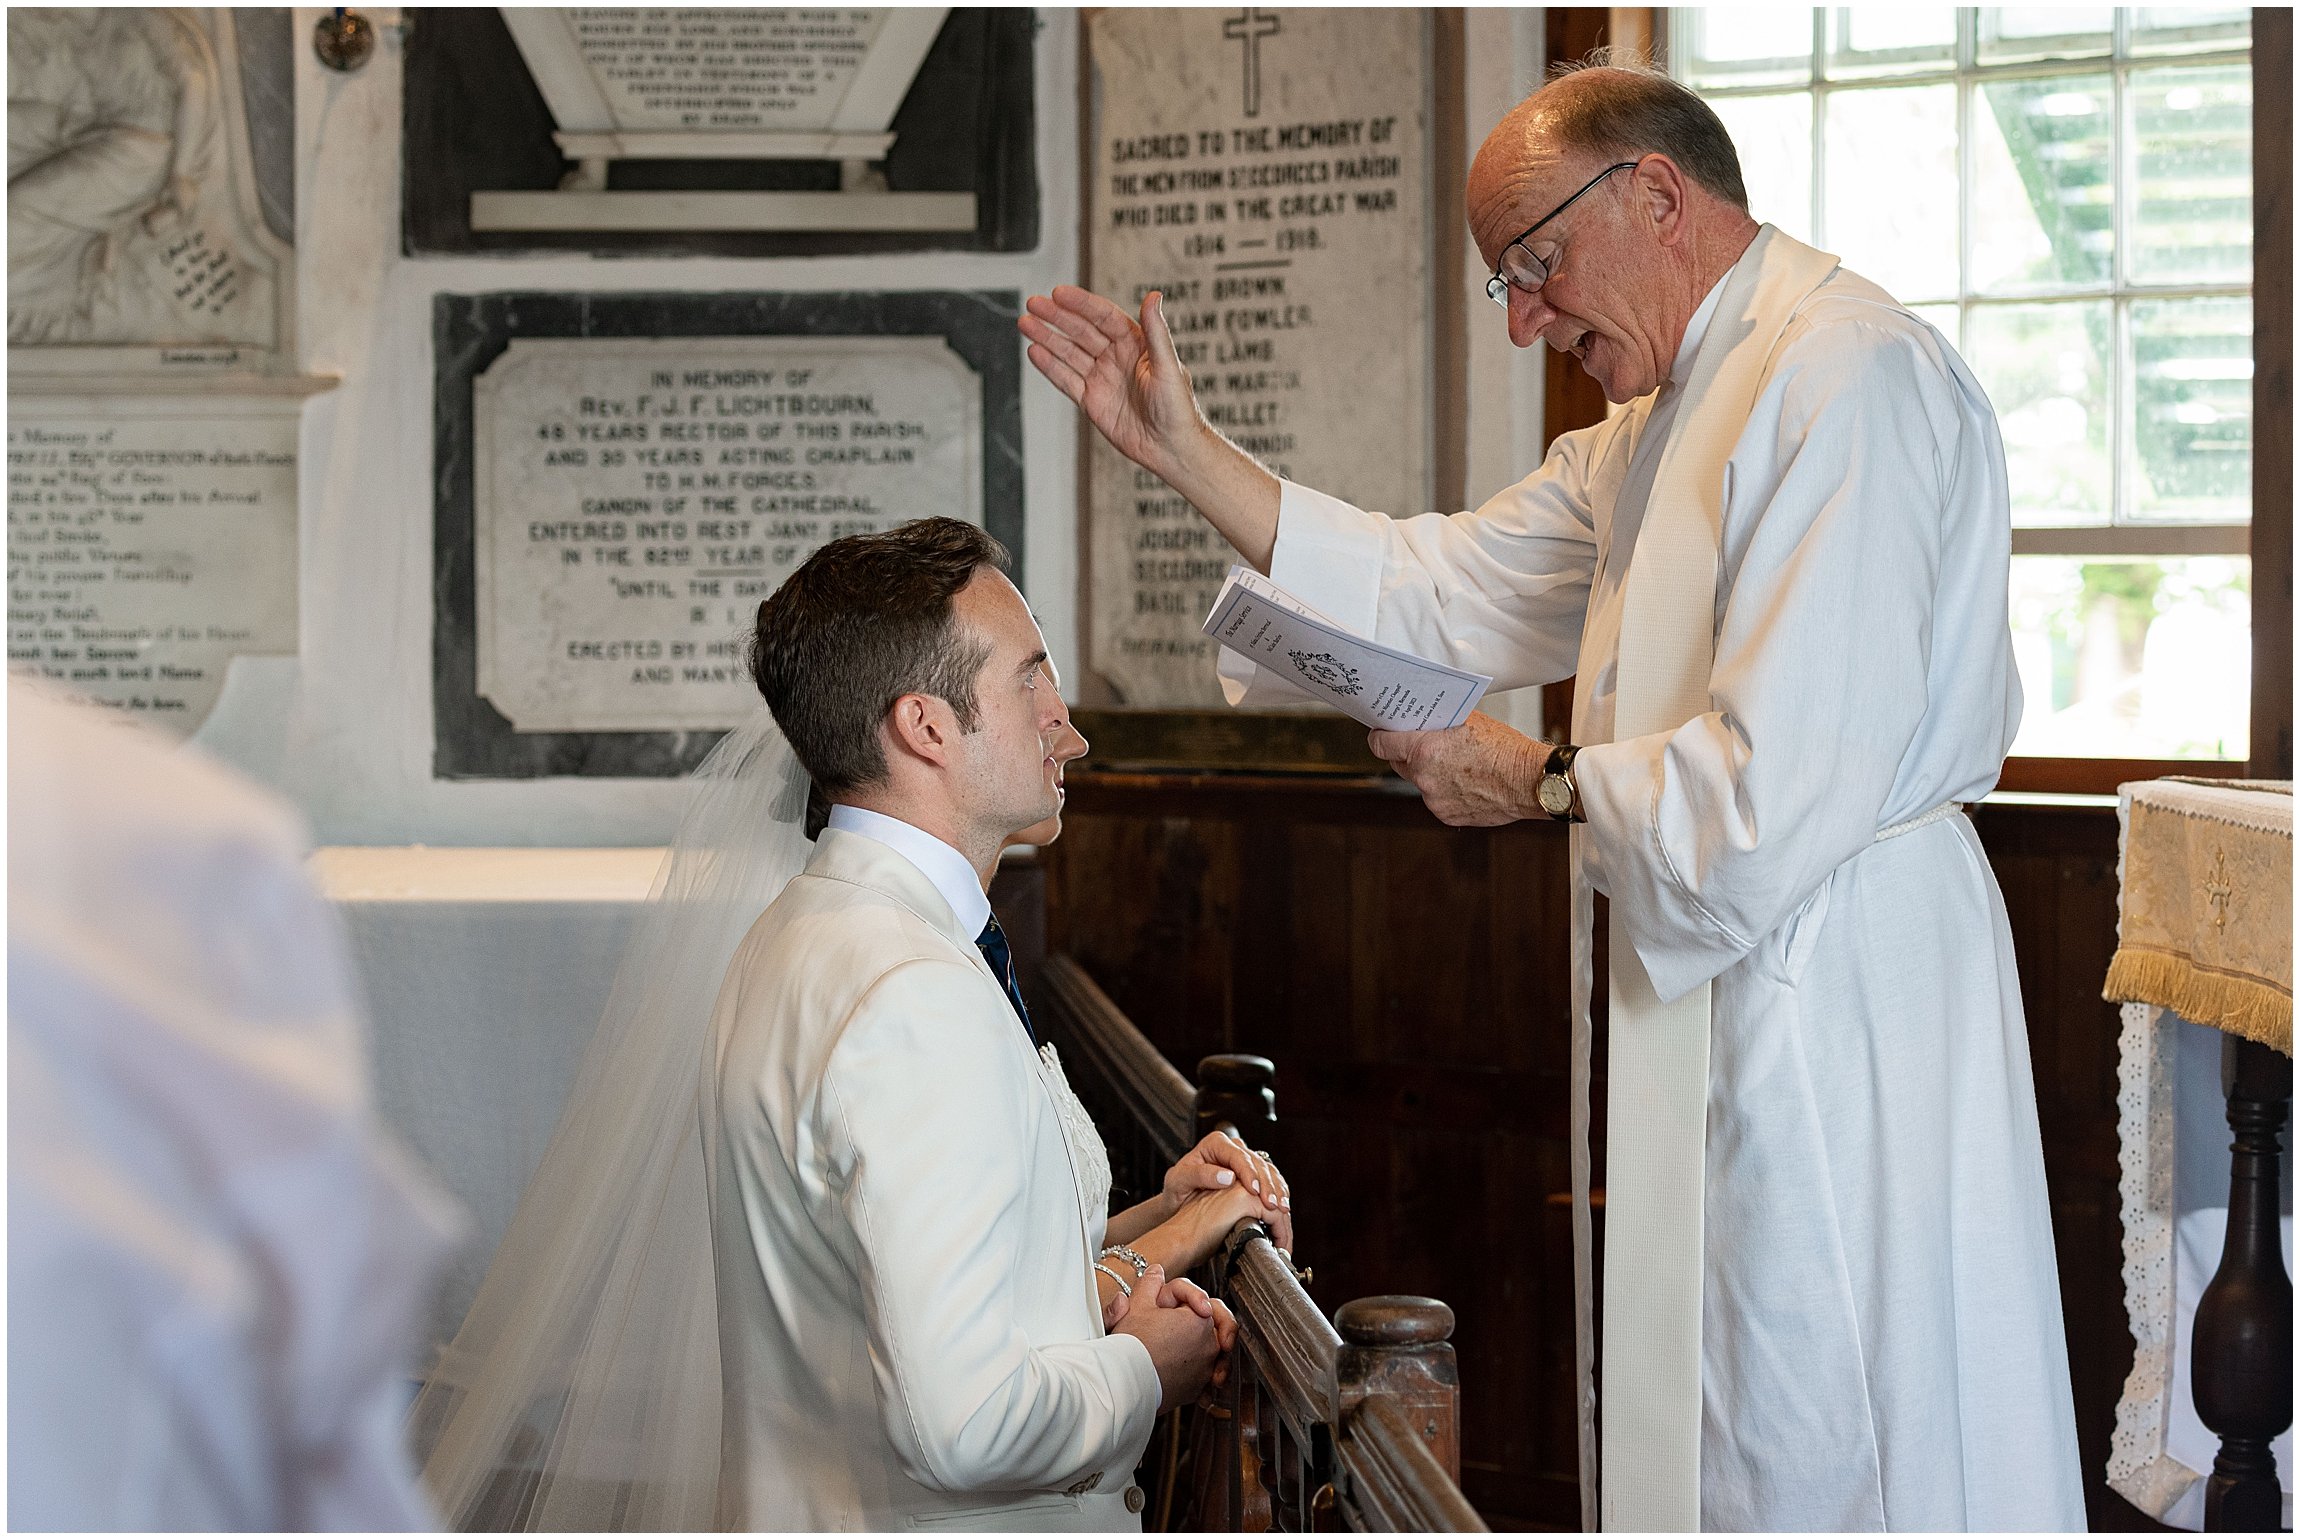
[1099,1243,1151,1278]
[1093,1262,1133,1297]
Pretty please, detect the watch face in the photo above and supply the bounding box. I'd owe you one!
[1539,775,1573,816]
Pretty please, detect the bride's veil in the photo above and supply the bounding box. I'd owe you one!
[409,710,814,1530]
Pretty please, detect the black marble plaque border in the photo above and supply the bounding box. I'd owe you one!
[402,8,1038,258]
[432,289,1025,781]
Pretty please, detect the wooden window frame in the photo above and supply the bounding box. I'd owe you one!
[1541,7,2292,793]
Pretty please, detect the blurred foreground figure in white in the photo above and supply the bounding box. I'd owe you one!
[8,679,462,1531]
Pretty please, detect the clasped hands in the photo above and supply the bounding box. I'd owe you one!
[1100,1131,1292,1406]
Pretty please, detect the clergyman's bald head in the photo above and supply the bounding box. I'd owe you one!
[1465,54,1764,401]
[1471,60,1750,225]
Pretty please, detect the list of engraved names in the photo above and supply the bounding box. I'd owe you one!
[1087,8,1430,706]
[473,336,980,733]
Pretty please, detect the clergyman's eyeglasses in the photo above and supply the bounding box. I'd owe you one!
[1483,160,1642,307]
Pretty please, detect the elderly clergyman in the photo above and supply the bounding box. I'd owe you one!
[1023,60,2085,1533]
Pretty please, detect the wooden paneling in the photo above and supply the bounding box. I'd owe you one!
[1967,800,2166,1532]
[1046,776,1591,1528]
[2253,8,2293,781]
[1043,775,2165,1529]
[1996,757,2250,796]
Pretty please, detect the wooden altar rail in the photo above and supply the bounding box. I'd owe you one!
[1036,954,1488,1532]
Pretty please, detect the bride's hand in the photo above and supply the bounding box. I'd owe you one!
[1167,1167,1295,1262]
[1161,1130,1289,1225]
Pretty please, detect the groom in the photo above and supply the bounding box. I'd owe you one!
[710,517,1224,1530]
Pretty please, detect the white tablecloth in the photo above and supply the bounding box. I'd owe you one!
[314,847,666,1348]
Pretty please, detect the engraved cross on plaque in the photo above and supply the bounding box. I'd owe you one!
[1224,8,1281,118]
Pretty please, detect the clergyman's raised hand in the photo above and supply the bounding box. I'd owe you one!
[1020,284,1283,569]
[1019,286,1201,481]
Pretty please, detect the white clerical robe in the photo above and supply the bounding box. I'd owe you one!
[1239,253,2087,1529]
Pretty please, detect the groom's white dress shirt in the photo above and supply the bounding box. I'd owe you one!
[706,820,1159,1530]
[824,803,992,938]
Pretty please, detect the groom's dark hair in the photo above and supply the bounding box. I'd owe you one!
[749,518,1010,795]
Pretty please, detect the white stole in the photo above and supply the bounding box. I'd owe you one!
[1582,226,1841,1531]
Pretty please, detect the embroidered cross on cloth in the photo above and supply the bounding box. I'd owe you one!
[2105,777,2291,1054]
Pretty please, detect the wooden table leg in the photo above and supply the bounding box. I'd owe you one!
[2192,1037,2293,1532]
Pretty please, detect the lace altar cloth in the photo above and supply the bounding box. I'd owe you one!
[2106,780,2293,1527]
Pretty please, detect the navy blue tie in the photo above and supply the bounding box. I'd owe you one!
[975,915,1037,1046]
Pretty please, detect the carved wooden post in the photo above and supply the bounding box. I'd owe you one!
[1181,1373,1231,1530]
[1197,1053,1277,1148]
[2193,1037,2293,1532]
[1334,1297,1461,1482]
[1184,1057,1274,1531]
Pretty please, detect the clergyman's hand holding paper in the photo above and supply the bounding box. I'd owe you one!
[1202,566,1490,732]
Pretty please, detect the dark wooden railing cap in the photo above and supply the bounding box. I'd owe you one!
[1335,1296,1455,1347]
[1197,1053,1276,1088]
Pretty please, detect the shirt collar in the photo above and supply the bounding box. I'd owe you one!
[1668,272,1730,390]
[824,803,993,938]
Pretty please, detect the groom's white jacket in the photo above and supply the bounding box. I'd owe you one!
[706,826,1161,1530]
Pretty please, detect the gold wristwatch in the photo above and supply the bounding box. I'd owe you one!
[1537,743,1584,823]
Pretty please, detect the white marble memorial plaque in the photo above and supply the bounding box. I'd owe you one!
[1086,8,1432,707]
[559,9,883,130]
[473,336,981,733]
[499,6,949,149]
[7,402,298,734]
[7,8,294,381]
[481,8,970,233]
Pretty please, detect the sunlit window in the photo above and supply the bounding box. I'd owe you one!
[1674,8,2253,761]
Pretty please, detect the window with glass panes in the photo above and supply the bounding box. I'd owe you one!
[1673,7,2254,762]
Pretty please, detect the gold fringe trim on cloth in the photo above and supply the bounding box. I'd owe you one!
[2104,947,2294,1056]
